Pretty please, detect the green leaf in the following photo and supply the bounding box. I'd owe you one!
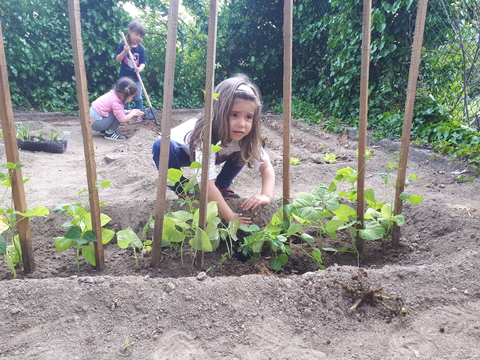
[53,236,77,252]
[165,211,193,229]
[64,226,82,240]
[189,228,212,251]
[102,228,115,244]
[332,204,357,221]
[300,233,314,243]
[358,221,385,240]
[324,218,346,233]
[240,224,260,232]
[99,181,111,187]
[168,168,184,183]
[163,218,186,243]
[116,227,139,249]
[82,230,97,244]
[81,243,96,266]
[270,254,288,271]
[408,194,424,205]
[286,223,302,237]
[21,206,49,217]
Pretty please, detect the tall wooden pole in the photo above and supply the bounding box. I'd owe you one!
[355,0,372,254]
[0,23,34,274]
[151,0,179,266]
[282,0,293,206]
[197,0,218,268]
[392,0,429,247]
[68,0,104,269]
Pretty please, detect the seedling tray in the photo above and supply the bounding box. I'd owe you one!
[17,137,67,154]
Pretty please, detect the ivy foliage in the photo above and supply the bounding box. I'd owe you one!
[0,0,133,111]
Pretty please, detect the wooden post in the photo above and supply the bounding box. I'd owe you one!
[355,0,372,254]
[282,0,293,207]
[151,0,179,266]
[392,0,429,247]
[0,23,34,274]
[197,0,218,268]
[68,0,104,269]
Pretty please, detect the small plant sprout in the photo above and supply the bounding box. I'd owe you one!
[356,148,373,159]
[322,152,337,164]
[52,181,115,270]
[15,122,70,142]
[116,227,152,267]
[0,162,49,278]
[290,156,300,165]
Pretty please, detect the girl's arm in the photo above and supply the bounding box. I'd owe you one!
[241,162,275,211]
[115,43,130,63]
[203,179,252,226]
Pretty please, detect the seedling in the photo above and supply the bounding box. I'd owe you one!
[322,152,337,164]
[145,160,239,264]
[116,227,152,267]
[290,156,300,165]
[52,181,115,270]
[0,162,49,277]
[239,163,424,271]
[15,121,70,142]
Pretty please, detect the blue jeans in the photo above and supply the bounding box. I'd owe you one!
[124,79,143,111]
[152,138,244,194]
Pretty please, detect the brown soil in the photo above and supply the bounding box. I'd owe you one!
[0,109,479,359]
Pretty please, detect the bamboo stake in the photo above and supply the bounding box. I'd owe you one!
[197,0,219,268]
[151,0,179,266]
[392,0,429,247]
[68,0,104,269]
[355,0,372,254]
[282,0,293,207]
[0,23,34,274]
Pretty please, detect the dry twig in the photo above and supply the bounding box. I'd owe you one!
[332,271,407,317]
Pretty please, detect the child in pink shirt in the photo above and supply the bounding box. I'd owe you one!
[90,77,144,141]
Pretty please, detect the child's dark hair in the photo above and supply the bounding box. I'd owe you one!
[127,21,146,41]
[188,74,263,164]
[114,77,138,103]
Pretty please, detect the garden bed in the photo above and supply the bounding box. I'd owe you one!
[0,109,479,359]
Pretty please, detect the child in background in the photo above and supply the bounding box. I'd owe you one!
[152,74,275,225]
[115,20,146,122]
[90,77,144,141]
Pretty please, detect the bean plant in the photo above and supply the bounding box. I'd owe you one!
[239,164,424,271]
[142,159,239,265]
[0,162,49,277]
[52,182,115,270]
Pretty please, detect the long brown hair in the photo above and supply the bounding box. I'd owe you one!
[188,74,262,164]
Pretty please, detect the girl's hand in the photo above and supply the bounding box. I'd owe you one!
[227,213,251,226]
[241,194,271,211]
[132,109,144,117]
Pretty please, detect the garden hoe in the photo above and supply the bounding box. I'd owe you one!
[120,32,159,125]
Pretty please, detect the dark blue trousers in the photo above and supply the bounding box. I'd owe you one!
[152,138,244,194]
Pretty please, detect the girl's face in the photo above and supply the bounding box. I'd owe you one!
[124,93,136,104]
[229,99,255,141]
[128,30,143,46]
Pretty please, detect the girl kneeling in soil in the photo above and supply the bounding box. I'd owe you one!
[152,74,275,225]
[90,77,144,141]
